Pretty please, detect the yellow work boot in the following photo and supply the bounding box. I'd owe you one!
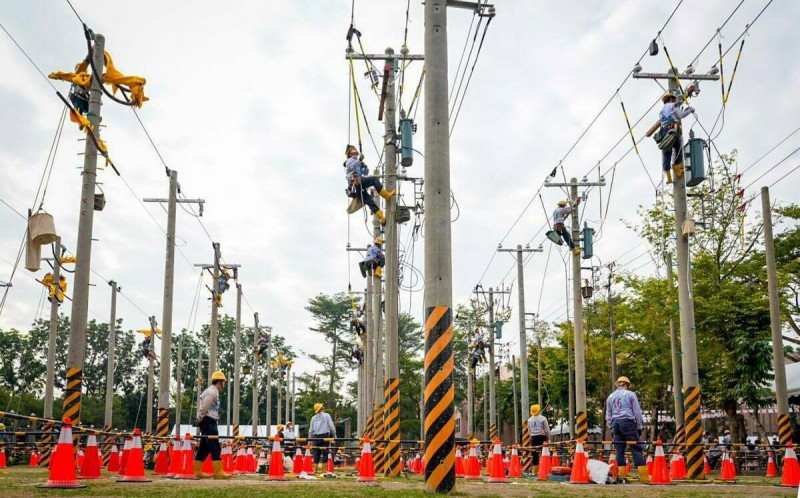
[666,169,673,184]
[379,188,396,201]
[572,247,581,255]
[375,210,386,226]
[637,465,650,484]
[532,465,538,475]
[212,460,231,480]
[619,466,628,478]
[673,163,684,179]
[375,266,383,278]
[194,460,211,479]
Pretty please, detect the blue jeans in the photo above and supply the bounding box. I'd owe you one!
[612,418,645,467]
[662,127,683,172]
[349,176,384,214]
[555,223,574,249]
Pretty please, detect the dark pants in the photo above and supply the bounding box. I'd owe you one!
[612,418,645,467]
[530,434,547,466]
[554,223,574,249]
[350,176,384,214]
[311,433,331,464]
[195,416,222,462]
[662,127,683,172]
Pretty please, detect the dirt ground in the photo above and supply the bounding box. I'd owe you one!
[0,467,796,497]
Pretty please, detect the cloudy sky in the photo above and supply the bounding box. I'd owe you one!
[1,0,799,381]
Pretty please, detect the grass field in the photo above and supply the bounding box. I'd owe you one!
[0,467,796,497]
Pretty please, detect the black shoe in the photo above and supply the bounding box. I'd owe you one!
[359,261,368,278]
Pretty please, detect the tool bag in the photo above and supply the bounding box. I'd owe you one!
[654,125,678,151]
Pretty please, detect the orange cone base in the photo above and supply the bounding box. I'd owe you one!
[38,480,87,489]
[117,477,152,482]
[77,475,102,480]
[267,476,289,481]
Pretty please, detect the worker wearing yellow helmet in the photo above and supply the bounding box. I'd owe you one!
[527,404,551,475]
[308,402,336,471]
[359,237,386,279]
[606,376,647,483]
[552,199,581,255]
[194,370,231,479]
[344,144,396,225]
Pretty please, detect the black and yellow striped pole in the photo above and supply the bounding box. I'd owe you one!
[38,421,53,467]
[423,306,455,493]
[383,378,401,476]
[101,424,112,467]
[521,423,532,473]
[372,404,385,474]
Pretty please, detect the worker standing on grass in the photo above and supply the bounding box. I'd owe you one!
[527,404,550,475]
[308,403,336,472]
[606,376,648,483]
[344,145,395,225]
[194,371,231,479]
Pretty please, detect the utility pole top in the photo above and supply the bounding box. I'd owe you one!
[632,72,720,81]
[545,178,606,188]
[194,263,241,269]
[497,244,544,253]
[345,52,424,61]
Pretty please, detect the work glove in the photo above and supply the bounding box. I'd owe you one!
[359,153,365,161]
[688,106,695,113]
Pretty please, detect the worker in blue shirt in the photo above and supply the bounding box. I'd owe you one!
[359,237,385,278]
[552,200,581,255]
[344,145,395,225]
[606,376,648,482]
[656,93,694,184]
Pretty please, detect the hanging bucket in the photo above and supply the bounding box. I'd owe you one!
[93,193,106,211]
[29,212,58,245]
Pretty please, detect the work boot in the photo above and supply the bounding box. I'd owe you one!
[572,247,581,255]
[533,465,538,475]
[665,169,673,184]
[379,188,396,201]
[637,465,650,484]
[375,266,383,278]
[375,210,387,226]
[673,163,684,179]
[194,460,211,479]
[358,261,368,278]
[212,460,232,480]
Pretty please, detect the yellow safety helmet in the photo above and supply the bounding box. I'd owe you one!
[277,424,284,431]
[374,237,383,245]
[530,404,541,416]
[314,403,324,413]
[615,376,631,387]
[557,200,567,207]
[662,92,677,104]
[211,370,227,382]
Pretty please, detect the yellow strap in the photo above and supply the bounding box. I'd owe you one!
[348,52,363,147]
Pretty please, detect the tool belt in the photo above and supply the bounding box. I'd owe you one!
[654,122,680,151]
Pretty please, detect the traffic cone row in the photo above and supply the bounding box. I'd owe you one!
[487,438,508,483]
[38,418,85,489]
[465,441,481,479]
[267,437,287,481]
[508,446,522,478]
[668,448,686,480]
[538,442,551,480]
[781,442,800,487]
[153,442,169,475]
[172,434,199,480]
[718,448,736,482]
[569,439,590,484]
[357,437,376,482]
[648,439,672,485]
[455,447,465,478]
[79,434,101,480]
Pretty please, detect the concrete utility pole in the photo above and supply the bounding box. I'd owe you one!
[372,214,385,471]
[525,313,543,406]
[665,253,684,441]
[144,170,204,439]
[511,355,519,444]
[565,260,575,438]
[252,315,262,437]
[467,328,474,437]
[175,334,184,429]
[498,244,541,454]
[291,372,296,423]
[634,64,716,479]
[264,324,272,437]
[365,277,374,435]
[545,176,604,441]
[233,283,242,436]
[474,285,510,439]
[762,187,791,445]
[102,279,119,464]
[146,315,157,434]
[62,32,105,428]
[194,254,240,379]
[607,264,618,386]
[43,238,63,420]
[483,374,488,437]
[285,364,292,423]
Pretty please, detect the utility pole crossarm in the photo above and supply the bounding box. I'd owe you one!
[143,198,205,203]
[632,72,720,81]
[345,53,424,61]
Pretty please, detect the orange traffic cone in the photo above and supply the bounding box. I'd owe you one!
[780,442,800,487]
[703,452,711,475]
[766,452,778,477]
[717,448,736,482]
[221,442,235,474]
[648,439,672,485]
[250,447,259,473]
[538,442,551,480]
[355,455,361,472]
[303,444,314,474]
[38,418,86,489]
[234,446,247,474]
[357,437,376,482]
[646,453,653,474]
[79,434,101,479]
[669,448,686,480]
[465,440,481,479]
[173,434,199,480]
[608,450,618,481]
[327,449,335,472]
[0,448,6,469]
[119,436,131,475]
[107,444,120,472]
[550,447,560,468]
[455,447,465,478]
[153,442,169,475]
[508,446,522,478]
[28,450,37,467]
[117,429,151,482]
[267,437,287,481]
[292,447,304,475]
[202,454,213,475]
[569,439,590,484]
[596,450,604,462]
[166,436,181,477]
[487,438,508,483]
[76,449,84,470]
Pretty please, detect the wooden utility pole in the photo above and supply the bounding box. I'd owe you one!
[63,32,105,430]
[144,170,204,440]
[762,187,791,445]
